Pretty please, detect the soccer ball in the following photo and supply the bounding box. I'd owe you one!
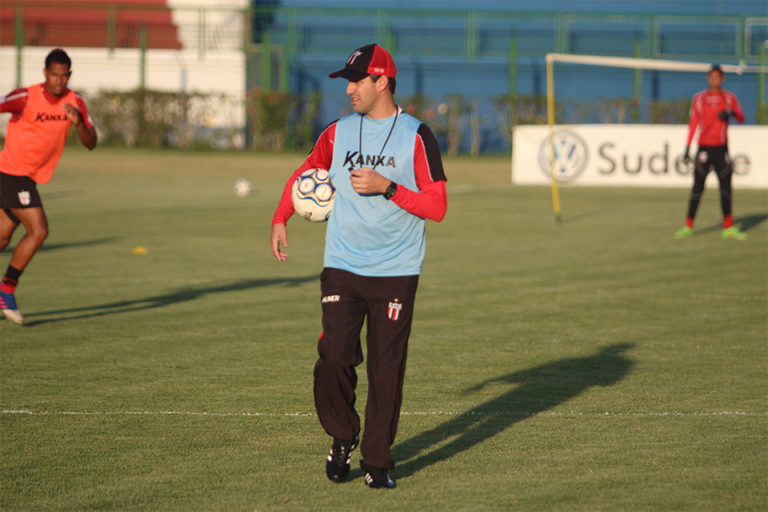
[234,178,253,197]
[291,168,335,222]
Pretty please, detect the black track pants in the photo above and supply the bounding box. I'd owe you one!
[314,267,419,469]
[687,145,733,220]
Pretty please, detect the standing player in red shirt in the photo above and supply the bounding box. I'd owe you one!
[675,64,746,240]
[0,48,97,324]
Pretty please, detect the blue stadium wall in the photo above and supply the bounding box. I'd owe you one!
[251,0,768,152]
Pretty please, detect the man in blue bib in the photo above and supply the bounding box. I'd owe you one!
[270,43,447,489]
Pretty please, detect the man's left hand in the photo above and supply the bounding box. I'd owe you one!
[718,110,733,121]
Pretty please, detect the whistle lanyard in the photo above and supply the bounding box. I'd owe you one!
[358,108,399,170]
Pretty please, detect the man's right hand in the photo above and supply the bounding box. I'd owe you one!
[271,223,288,262]
[683,146,691,165]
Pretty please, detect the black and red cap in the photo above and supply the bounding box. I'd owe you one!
[329,43,397,81]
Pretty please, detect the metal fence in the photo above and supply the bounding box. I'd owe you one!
[3,3,767,88]
[2,3,766,150]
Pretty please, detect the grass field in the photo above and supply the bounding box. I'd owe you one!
[1,147,766,511]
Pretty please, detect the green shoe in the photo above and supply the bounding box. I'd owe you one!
[722,226,747,240]
[674,226,693,239]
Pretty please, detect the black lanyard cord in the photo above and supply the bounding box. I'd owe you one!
[358,107,399,170]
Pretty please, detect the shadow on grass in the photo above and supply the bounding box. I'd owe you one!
[39,237,120,252]
[21,275,317,326]
[389,343,635,480]
[695,212,767,235]
[7,237,120,253]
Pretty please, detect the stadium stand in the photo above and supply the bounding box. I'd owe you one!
[0,0,182,50]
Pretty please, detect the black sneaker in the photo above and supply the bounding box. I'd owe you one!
[325,436,358,483]
[361,462,396,489]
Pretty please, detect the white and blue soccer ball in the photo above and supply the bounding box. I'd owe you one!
[291,168,335,222]
[234,178,253,197]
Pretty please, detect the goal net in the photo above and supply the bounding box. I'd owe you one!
[539,52,768,222]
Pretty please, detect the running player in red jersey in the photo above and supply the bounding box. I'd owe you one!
[675,63,746,240]
[0,48,97,324]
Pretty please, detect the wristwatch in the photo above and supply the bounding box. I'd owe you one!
[384,182,397,200]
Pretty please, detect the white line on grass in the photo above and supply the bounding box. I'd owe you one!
[2,409,765,418]
[1,409,314,417]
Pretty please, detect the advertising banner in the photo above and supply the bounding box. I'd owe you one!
[512,125,768,189]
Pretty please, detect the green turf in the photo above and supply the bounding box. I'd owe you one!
[1,147,766,511]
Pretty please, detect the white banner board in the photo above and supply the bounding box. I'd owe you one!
[512,124,768,189]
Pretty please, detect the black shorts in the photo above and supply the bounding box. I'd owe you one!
[1,172,43,210]
[695,145,730,178]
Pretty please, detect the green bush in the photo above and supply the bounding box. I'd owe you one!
[59,89,709,153]
[649,98,690,124]
[566,97,637,124]
[86,89,226,149]
[493,94,555,150]
[245,87,320,152]
[402,93,472,156]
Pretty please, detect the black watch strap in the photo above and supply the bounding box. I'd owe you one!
[384,182,397,200]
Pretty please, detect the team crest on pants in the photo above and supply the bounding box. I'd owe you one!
[387,299,402,321]
[18,190,30,206]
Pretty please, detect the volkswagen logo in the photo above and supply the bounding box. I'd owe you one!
[538,129,589,182]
